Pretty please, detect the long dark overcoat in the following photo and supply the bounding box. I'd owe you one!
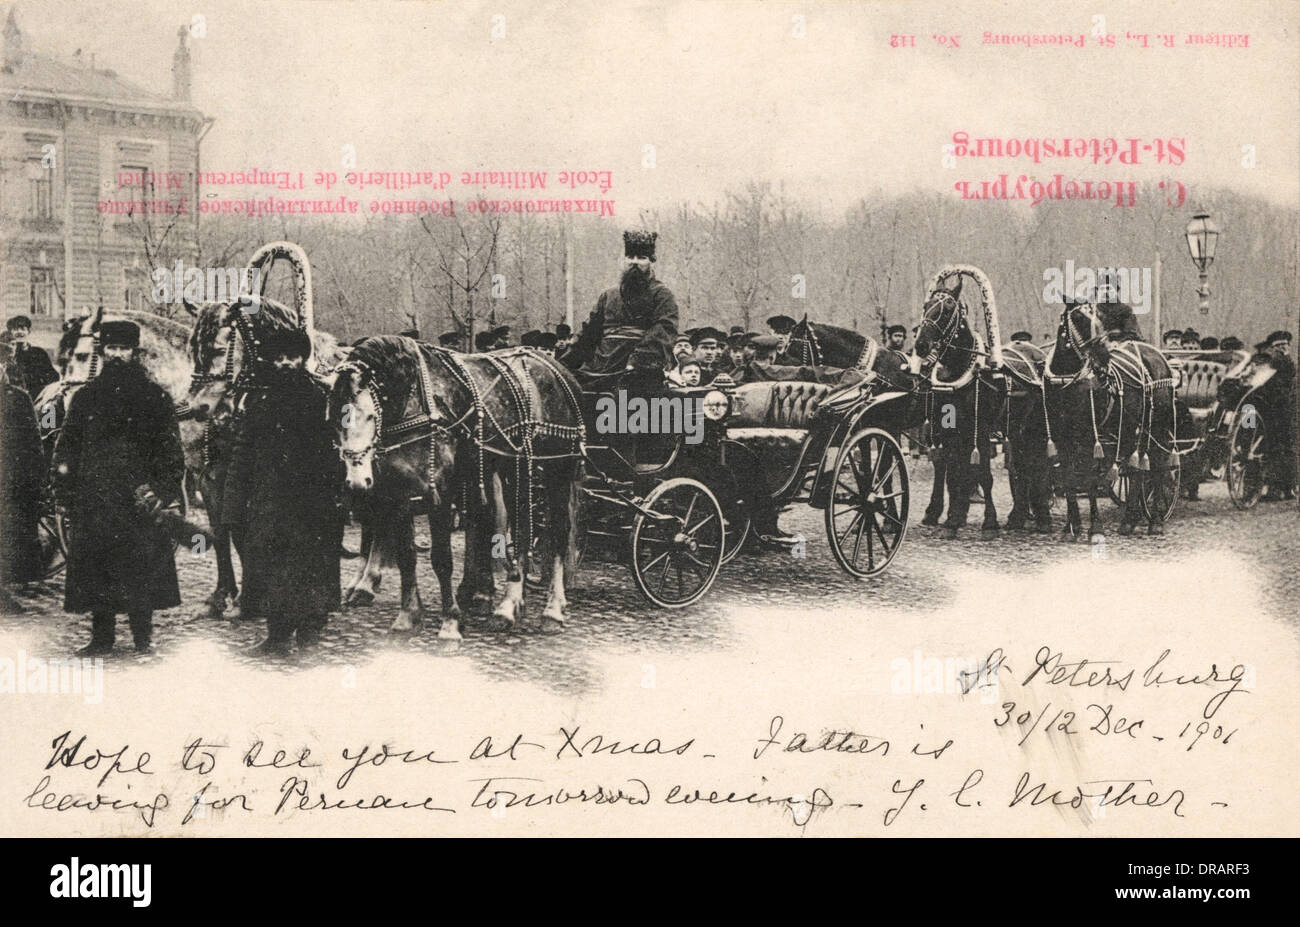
[221,371,343,622]
[51,362,184,614]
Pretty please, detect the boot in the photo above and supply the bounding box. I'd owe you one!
[128,611,154,654]
[77,612,116,656]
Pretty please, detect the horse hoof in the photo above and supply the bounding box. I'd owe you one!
[1035,521,1053,534]
[540,615,565,634]
[344,588,375,608]
[436,618,463,641]
[942,526,958,540]
[1089,532,1105,544]
[1118,523,1135,537]
[920,516,940,528]
[980,527,998,541]
[1147,523,1164,537]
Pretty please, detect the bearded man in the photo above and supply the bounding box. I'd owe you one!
[561,230,679,379]
[51,321,184,655]
[221,327,344,655]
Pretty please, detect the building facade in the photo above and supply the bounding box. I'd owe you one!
[0,11,210,333]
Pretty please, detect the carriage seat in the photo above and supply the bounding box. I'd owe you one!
[727,381,834,430]
[1173,357,1229,417]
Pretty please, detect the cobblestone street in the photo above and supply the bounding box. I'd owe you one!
[3,459,1296,695]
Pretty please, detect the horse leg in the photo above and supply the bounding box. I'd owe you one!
[942,443,972,539]
[922,449,945,526]
[1004,432,1028,530]
[1147,447,1168,536]
[488,469,524,631]
[345,520,384,606]
[540,465,579,631]
[390,508,424,632]
[208,526,238,617]
[1061,449,1082,540]
[428,495,462,640]
[1029,429,1053,533]
[979,444,999,537]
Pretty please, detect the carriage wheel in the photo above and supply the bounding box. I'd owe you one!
[1227,414,1266,509]
[824,428,909,578]
[1140,456,1180,523]
[629,477,724,608]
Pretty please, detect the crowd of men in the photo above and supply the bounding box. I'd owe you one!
[0,227,1295,655]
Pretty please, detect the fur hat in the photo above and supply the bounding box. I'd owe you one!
[623,229,658,261]
[99,320,141,349]
[262,326,311,361]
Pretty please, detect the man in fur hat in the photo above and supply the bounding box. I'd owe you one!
[221,326,344,655]
[51,320,185,655]
[561,230,679,379]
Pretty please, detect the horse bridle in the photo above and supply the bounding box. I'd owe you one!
[1064,303,1104,357]
[919,292,963,361]
[189,306,264,391]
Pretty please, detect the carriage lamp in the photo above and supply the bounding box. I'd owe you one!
[701,390,731,421]
[1184,212,1220,315]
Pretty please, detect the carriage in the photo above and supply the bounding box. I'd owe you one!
[1164,347,1277,509]
[566,348,911,608]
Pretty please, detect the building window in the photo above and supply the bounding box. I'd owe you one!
[27,158,53,219]
[30,267,55,316]
[120,163,151,219]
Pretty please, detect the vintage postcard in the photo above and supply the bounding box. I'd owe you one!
[0,0,1296,851]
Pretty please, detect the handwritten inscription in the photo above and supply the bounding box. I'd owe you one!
[17,643,1251,834]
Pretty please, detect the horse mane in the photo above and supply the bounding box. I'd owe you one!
[330,335,422,417]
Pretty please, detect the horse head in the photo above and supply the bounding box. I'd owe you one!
[914,275,974,375]
[328,335,455,497]
[187,295,323,420]
[59,306,105,386]
[1059,299,1110,371]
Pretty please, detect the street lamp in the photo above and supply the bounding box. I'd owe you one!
[1184,211,1220,315]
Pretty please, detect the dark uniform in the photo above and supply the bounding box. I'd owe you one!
[51,322,184,653]
[1258,332,1296,500]
[0,371,45,588]
[221,329,344,653]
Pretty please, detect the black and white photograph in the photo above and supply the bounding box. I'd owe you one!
[0,0,1296,874]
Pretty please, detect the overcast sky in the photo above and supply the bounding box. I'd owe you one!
[12,0,1299,216]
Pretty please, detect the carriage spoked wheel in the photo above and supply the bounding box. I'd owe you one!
[1139,455,1180,523]
[1227,413,1266,510]
[629,477,724,608]
[824,428,909,578]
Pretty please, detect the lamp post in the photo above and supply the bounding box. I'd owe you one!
[1184,211,1220,315]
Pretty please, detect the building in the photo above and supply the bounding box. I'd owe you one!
[0,10,211,335]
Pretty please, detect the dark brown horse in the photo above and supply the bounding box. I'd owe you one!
[1044,301,1177,539]
[912,270,1006,538]
[330,337,584,636]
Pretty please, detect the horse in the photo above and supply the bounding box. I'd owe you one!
[912,270,1006,539]
[999,340,1054,532]
[1043,301,1177,539]
[330,337,584,636]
